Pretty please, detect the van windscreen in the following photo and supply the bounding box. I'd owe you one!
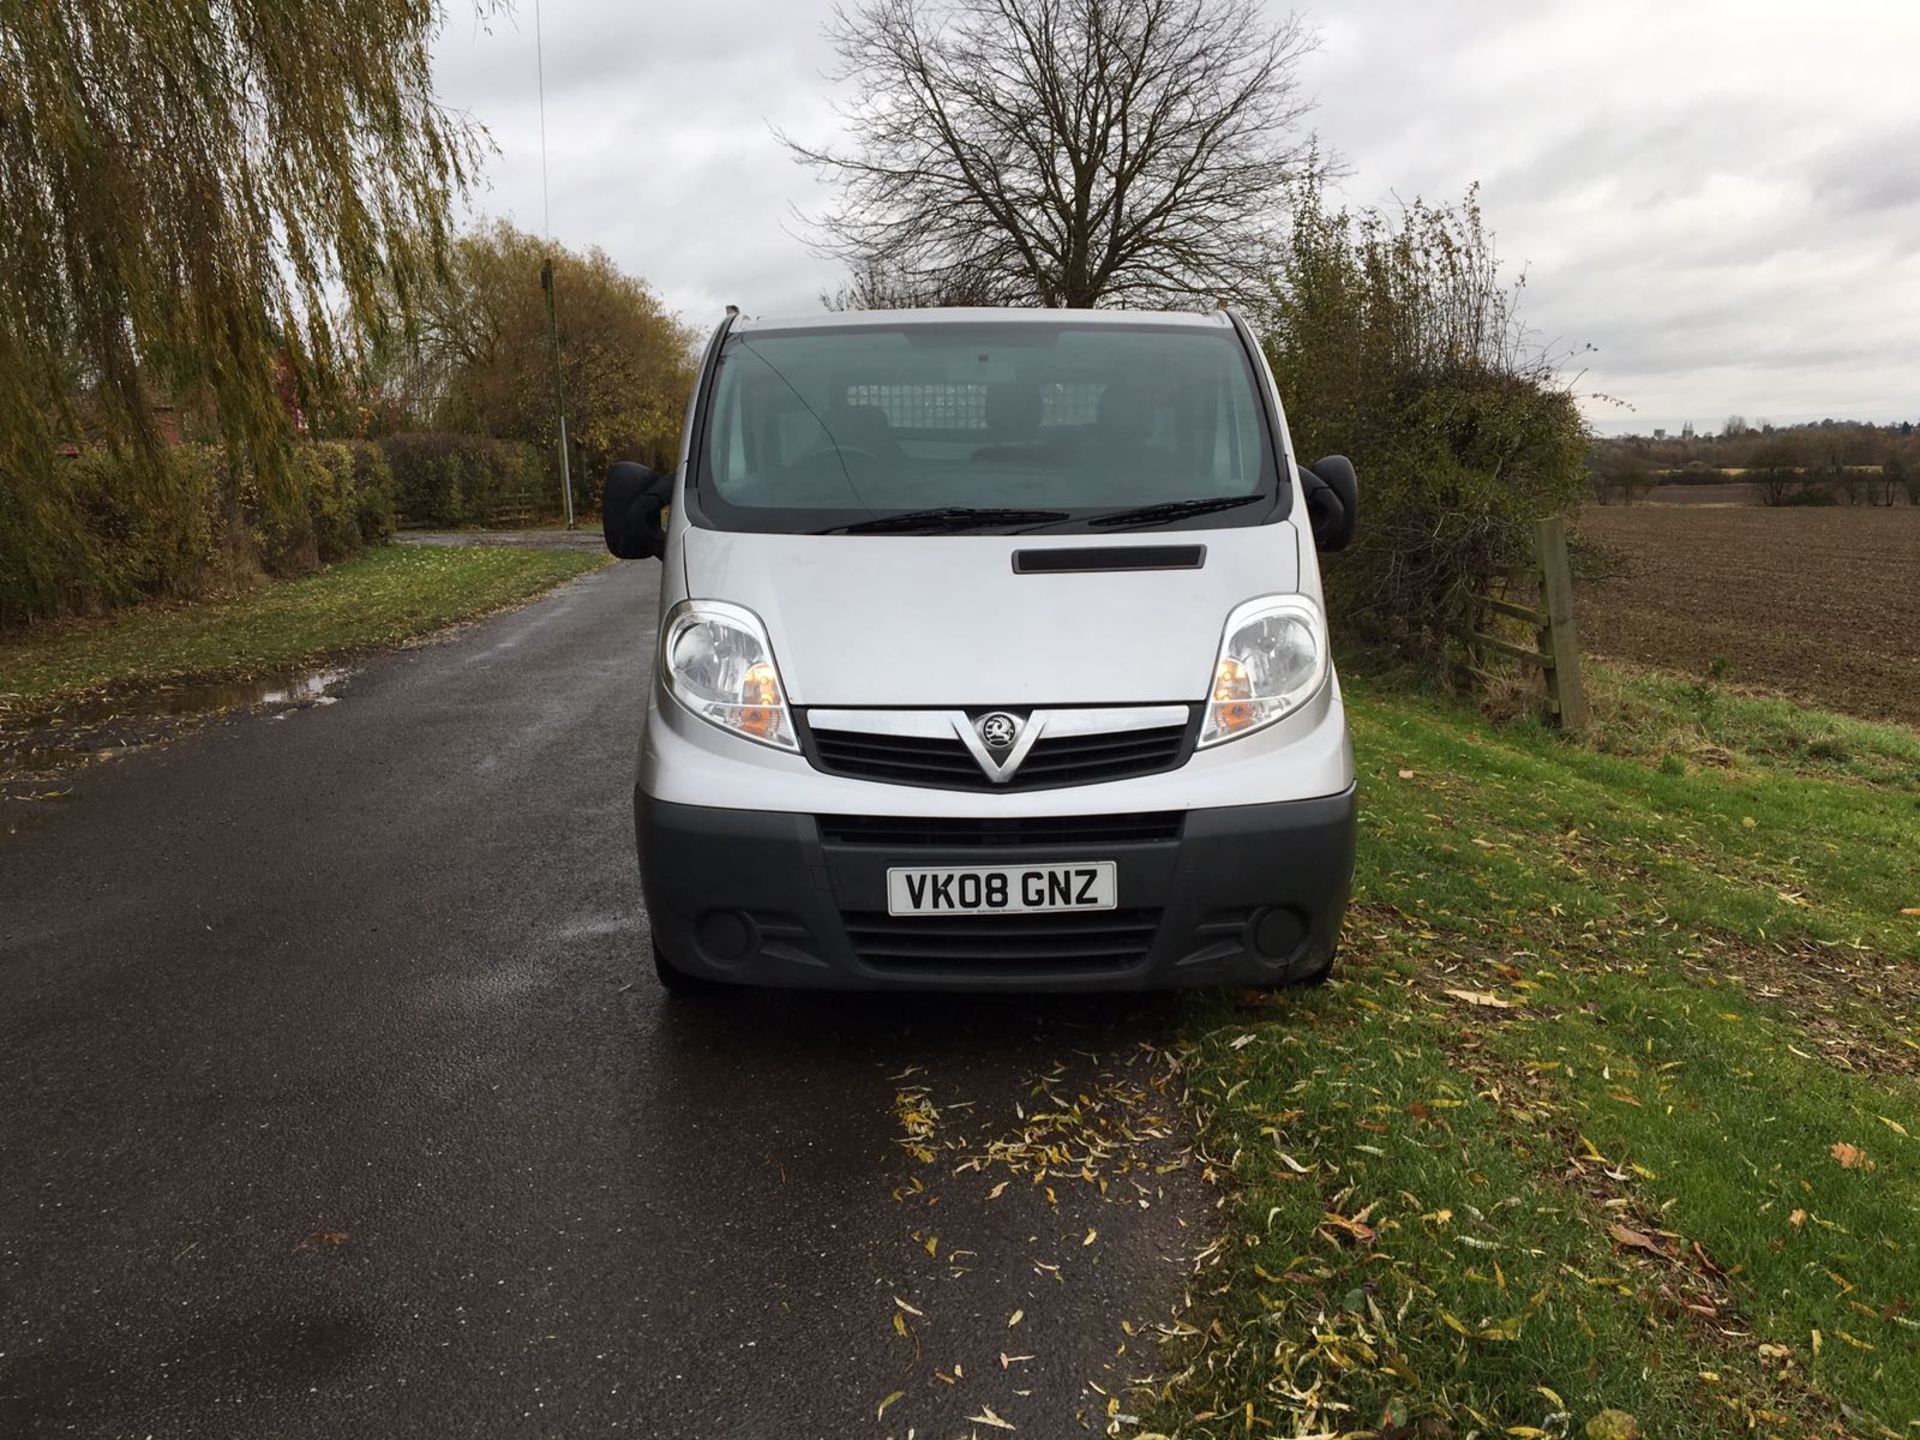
[690,321,1282,535]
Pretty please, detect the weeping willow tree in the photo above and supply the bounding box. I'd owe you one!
[0,0,479,615]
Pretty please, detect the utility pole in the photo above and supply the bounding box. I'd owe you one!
[540,258,576,529]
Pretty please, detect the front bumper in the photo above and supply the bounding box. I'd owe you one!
[635,788,1356,991]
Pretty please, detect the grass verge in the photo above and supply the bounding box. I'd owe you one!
[0,544,608,717]
[1141,670,1920,1438]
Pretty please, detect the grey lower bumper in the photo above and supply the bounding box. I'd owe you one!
[635,789,1356,991]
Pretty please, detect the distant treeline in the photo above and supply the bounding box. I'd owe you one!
[1592,417,1919,506]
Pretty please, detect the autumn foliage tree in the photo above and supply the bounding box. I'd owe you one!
[375,222,699,509]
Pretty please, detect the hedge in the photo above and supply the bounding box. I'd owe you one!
[377,432,547,527]
[1258,183,1591,664]
[0,440,395,627]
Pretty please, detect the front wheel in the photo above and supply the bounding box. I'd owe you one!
[653,942,725,998]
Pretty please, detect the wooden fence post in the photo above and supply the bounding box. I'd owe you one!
[1534,516,1588,732]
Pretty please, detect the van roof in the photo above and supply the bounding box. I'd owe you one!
[732,306,1234,334]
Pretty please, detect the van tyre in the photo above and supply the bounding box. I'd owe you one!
[653,942,723,997]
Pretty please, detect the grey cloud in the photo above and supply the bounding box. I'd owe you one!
[434,0,1920,434]
[1813,122,1920,217]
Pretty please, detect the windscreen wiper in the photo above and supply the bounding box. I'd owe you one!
[816,506,1071,535]
[1018,494,1267,533]
[1088,494,1267,528]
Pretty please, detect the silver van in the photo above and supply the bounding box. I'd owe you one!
[603,307,1357,993]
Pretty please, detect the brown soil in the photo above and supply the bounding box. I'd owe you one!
[1578,505,1920,726]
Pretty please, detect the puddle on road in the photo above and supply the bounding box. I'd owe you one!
[0,667,349,791]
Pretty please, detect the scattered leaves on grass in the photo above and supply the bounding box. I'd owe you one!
[1829,1141,1875,1171]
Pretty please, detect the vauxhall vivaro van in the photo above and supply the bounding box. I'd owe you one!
[603,306,1358,993]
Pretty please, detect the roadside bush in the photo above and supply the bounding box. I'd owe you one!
[20,444,237,618]
[1258,181,1590,664]
[378,432,547,527]
[0,441,395,627]
[345,441,398,546]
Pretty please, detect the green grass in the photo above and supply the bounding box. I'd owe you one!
[1584,663,1920,793]
[1148,669,1920,1438]
[0,544,607,714]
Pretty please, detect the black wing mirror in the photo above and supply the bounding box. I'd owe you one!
[1302,455,1358,552]
[603,462,673,560]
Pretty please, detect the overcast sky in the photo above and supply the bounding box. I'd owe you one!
[431,0,1920,437]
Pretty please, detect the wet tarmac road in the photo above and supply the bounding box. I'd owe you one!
[0,560,1206,1439]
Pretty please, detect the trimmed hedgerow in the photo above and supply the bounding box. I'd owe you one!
[0,440,397,627]
[376,432,546,528]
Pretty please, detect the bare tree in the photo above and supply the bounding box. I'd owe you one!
[786,0,1319,308]
[1753,436,1805,506]
[1590,442,1653,504]
[820,257,1001,310]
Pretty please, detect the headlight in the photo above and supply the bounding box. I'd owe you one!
[660,600,798,751]
[1198,595,1328,747]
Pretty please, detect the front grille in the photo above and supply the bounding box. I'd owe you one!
[810,729,984,786]
[1018,724,1188,786]
[817,812,1184,848]
[843,908,1162,975]
[806,718,1191,791]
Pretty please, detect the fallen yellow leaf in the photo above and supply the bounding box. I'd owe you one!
[877,1391,903,1419]
[1008,1308,1024,1327]
[1584,1412,1642,1440]
[1444,988,1518,1010]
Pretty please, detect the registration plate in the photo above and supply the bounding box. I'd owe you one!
[886,861,1117,916]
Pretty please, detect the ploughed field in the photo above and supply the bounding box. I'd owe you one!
[1578,505,1920,726]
